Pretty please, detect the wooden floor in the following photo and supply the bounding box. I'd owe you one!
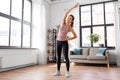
[0,63,120,80]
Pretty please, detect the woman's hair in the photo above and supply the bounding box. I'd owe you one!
[69,15,74,28]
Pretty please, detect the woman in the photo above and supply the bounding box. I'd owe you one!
[53,3,79,78]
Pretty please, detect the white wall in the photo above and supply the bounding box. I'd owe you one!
[0,49,38,69]
[50,0,120,65]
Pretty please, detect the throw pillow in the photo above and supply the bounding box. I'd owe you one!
[72,48,82,55]
[96,48,106,56]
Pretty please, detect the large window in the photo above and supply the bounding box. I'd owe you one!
[0,0,32,48]
[80,1,115,49]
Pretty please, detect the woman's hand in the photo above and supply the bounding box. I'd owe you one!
[73,3,79,8]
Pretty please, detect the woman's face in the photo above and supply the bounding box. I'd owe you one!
[67,15,73,25]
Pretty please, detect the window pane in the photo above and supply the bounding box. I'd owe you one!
[92,4,104,25]
[23,24,30,47]
[105,2,115,24]
[107,26,115,46]
[11,20,21,46]
[82,28,91,47]
[81,6,91,26]
[93,27,105,47]
[24,0,31,22]
[11,0,22,19]
[0,0,10,15]
[0,17,9,46]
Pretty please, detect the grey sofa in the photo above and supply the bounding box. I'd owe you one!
[69,48,110,68]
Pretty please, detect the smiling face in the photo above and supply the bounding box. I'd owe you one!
[66,15,74,26]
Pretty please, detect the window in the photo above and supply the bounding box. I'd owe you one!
[105,3,115,24]
[24,0,31,22]
[0,0,10,15]
[107,26,115,46]
[81,6,91,26]
[0,0,32,48]
[11,0,22,19]
[92,4,104,25]
[80,2,115,49]
[11,20,21,46]
[0,17,9,46]
[23,24,30,47]
[82,28,91,47]
[93,26,105,47]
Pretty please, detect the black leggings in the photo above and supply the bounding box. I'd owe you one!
[56,40,70,71]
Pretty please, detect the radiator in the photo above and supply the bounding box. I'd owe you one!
[0,54,37,68]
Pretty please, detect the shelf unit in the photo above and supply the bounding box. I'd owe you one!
[47,29,57,62]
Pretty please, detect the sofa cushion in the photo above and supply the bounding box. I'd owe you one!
[87,55,106,60]
[96,48,106,56]
[72,48,82,55]
[82,48,89,56]
[70,55,87,60]
[89,48,98,56]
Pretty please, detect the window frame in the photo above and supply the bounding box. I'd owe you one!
[0,0,32,49]
[79,0,117,49]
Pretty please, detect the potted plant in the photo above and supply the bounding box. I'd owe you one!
[88,33,101,44]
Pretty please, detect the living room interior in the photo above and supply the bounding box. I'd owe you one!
[0,0,120,80]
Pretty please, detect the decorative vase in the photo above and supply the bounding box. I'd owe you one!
[99,44,104,47]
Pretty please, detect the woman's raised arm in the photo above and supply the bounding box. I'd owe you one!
[61,3,79,25]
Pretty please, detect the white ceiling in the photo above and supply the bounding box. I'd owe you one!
[32,0,116,4]
[45,0,74,4]
[32,0,72,4]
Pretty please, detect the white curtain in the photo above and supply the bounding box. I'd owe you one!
[115,1,120,66]
[32,1,48,64]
